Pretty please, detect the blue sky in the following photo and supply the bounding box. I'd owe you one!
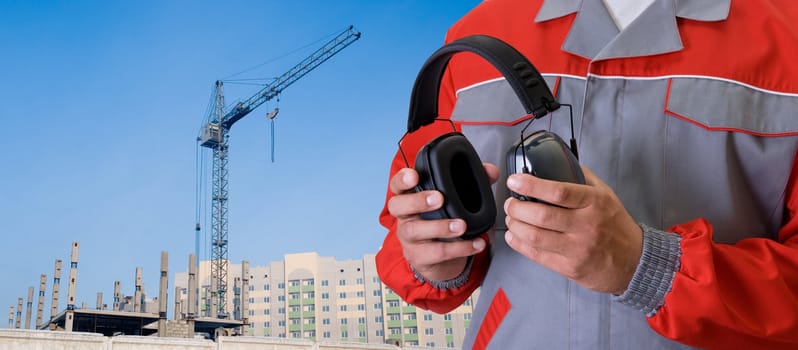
[0,0,481,318]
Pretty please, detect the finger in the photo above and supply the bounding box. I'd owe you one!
[389,168,419,195]
[505,230,571,274]
[406,237,487,267]
[483,163,500,184]
[387,190,443,219]
[506,173,592,209]
[504,197,574,233]
[504,216,570,255]
[580,166,612,192]
[398,218,467,243]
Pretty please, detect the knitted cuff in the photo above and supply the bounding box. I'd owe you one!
[410,256,473,290]
[612,224,682,317]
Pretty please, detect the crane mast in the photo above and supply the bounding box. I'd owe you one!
[198,25,360,318]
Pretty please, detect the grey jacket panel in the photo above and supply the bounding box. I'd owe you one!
[451,73,798,349]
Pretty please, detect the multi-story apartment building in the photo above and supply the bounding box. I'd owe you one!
[174,252,478,348]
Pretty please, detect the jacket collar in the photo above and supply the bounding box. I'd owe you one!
[534,0,731,59]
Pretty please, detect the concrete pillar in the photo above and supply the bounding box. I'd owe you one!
[65,242,79,332]
[50,259,62,326]
[15,298,22,329]
[210,274,218,318]
[66,242,79,311]
[174,286,182,321]
[241,260,250,332]
[7,306,13,329]
[36,274,46,329]
[188,254,197,319]
[24,287,33,329]
[187,254,197,339]
[113,281,121,311]
[134,267,143,313]
[158,251,168,337]
[96,292,103,310]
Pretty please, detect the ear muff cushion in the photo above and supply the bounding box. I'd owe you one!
[415,133,496,240]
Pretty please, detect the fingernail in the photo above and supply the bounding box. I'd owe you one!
[472,238,486,251]
[403,171,414,186]
[507,175,520,190]
[504,231,513,244]
[449,220,464,233]
[426,194,441,207]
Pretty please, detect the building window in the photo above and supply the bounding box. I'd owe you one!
[248,310,254,316]
[304,317,315,324]
[423,314,432,321]
[303,278,314,286]
[323,331,331,338]
[356,278,364,285]
[340,305,347,312]
[321,280,329,287]
[372,276,380,283]
[278,295,285,301]
[279,333,285,338]
[289,280,300,287]
[404,313,416,320]
[289,292,300,299]
[278,282,285,289]
[359,330,366,337]
[339,292,346,299]
[248,298,254,303]
[376,329,384,336]
[374,316,383,323]
[303,304,315,312]
[404,327,418,334]
[341,318,348,325]
[387,300,400,308]
[445,328,453,335]
[304,291,314,299]
[464,313,472,320]
[426,342,436,347]
[357,304,365,311]
[291,318,300,325]
[339,279,346,286]
[248,285,255,291]
[447,342,455,348]
[389,327,401,335]
[278,307,285,314]
[464,299,472,306]
[425,328,434,335]
[341,331,348,338]
[356,291,364,298]
[264,297,270,303]
[264,321,270,328]
[291,306,300,312]
[388,313,400,321]
[321,292,329,299]
[373,303,381,310]
[444,314,452,321]
[372,290,381,297]
[323,318,331,325]
[263,284,270,291]
[322,305,330,312]
[358,317,366,324]
[264,309,270,315]
[278,320,286,327]
[305,330,316,338]
[290,331,300,338]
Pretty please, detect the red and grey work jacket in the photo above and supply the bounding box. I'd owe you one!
[377,0,798,349]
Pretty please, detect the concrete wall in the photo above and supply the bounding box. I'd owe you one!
[0,330,436,350]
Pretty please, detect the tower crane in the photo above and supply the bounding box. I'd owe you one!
[196,25,361,318]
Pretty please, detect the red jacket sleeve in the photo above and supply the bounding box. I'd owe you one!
[648,151,798,349]
[374,55,491,314]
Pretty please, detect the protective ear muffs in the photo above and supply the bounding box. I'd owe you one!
[402,34,561,240]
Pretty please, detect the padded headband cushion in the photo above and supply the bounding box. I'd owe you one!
[407,35,558,133]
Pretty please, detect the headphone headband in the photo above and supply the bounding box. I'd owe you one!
[407,35,559,133]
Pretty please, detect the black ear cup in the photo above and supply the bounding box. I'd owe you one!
[506,130,585,201]
[415,133,496,240]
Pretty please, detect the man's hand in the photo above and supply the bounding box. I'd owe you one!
[503,166,642,294]
[387,164,499,282]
